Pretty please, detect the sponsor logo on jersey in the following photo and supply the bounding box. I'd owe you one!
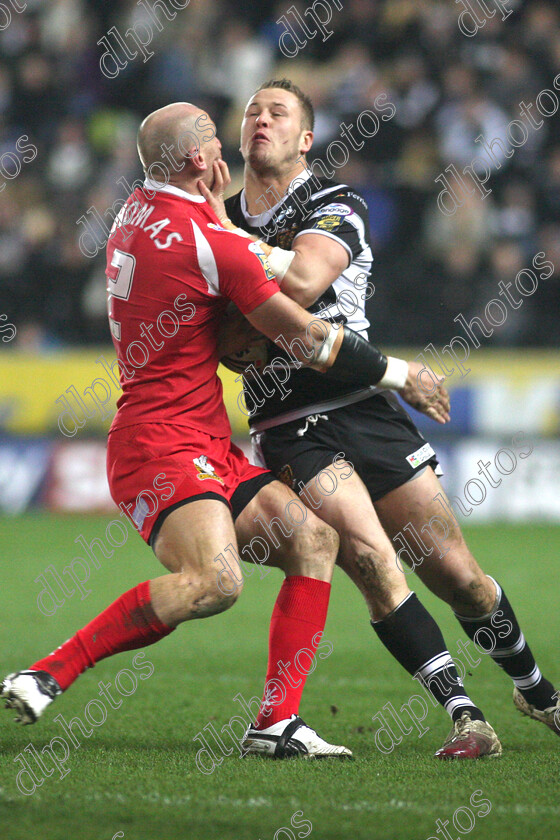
[312,203,353,218]
[248,241,276,281]
[207,222,228,232]
[405,443,435,469]
[309,203,353,232]
[346,191,367,207]
[193,455,224,484]
[315,214,346,232]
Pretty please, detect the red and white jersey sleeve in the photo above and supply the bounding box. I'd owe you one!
[106,180,279,437]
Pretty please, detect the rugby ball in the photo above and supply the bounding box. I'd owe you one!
[220,339,269,374]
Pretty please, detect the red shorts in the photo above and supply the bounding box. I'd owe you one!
[106,423,271,544]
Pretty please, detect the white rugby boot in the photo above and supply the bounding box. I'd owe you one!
[513,687,560,736]
[241,715,353,759]
[2,670,62,724]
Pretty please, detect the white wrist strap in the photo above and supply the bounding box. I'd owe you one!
[314,324,339,367]
[378,356,409,390]
[229,225,252,238]
[264,245,296,282]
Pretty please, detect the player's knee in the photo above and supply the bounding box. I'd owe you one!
[212,568,244,612]
[174,569,243,621]
[204,565,243,615]
[446,566,494,615]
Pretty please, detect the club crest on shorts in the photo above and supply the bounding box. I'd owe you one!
[277,463,295,489]
[193,455,224,484]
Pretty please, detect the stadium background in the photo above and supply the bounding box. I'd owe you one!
[0,0,558,519]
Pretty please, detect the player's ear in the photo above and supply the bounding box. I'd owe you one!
[190,150,207,172]
[300,130,313,156]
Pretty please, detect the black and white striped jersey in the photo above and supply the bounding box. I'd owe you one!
[225,168,378,429]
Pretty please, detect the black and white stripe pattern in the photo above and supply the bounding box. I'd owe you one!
[414,651,476,720]
[455,576,556,709]
[512,665,543,691]
[372,593,483,723]
[490,632,526,659]
[415,651,463,690]
[444,694,477,719]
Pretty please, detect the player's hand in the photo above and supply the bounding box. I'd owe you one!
[197,159,231,225]
[217,304,262,358]
[398,361,451,424]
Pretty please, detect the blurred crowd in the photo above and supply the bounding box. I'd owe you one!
[1,0,560,349]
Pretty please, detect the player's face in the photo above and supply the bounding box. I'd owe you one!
[240,89,311,176]
[197,119,222,188]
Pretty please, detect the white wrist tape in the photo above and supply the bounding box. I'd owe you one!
[378,356,409,390]
[314,324,339,367]
[230,225,252,238]
[265,246,296,282]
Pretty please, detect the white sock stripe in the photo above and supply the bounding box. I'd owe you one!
[490,633,526,658]
[513,666,542,690]
[415,653,453,680]
[454,610,492,623]
[424,652,452,670]
[417,667,465,694]
[444,696,473,717]
[486,575,502,605]
[426,663,462,682]
[513,675,541,690]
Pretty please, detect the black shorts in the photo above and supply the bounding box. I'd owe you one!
[252,392,440,502]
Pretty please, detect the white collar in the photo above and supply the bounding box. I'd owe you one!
[142,178,206,203]
[240,166,314,226]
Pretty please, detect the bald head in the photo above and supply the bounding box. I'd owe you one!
[137,102,213,178]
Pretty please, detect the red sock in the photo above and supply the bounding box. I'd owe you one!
[255,575,331,729]
[30,581,173,691]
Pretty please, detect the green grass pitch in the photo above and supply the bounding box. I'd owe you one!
[0,514,558,840]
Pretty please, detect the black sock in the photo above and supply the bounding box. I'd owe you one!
[455,577,556,710]
[372,592,485,723]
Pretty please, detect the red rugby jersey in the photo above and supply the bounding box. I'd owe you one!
[106,180,279,437]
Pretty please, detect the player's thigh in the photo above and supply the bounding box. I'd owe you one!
[150,499,243,622]
[301,466,410,614]
[375,467,492,610]
[234,479,338,581]
[154,497,235,570]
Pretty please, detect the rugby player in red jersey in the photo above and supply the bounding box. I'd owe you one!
[2,103,442,759]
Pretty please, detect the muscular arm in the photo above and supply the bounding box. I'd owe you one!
[247,293,398,391]
[216,222,346,307]
[247,294,450,424]
[245,291,343,369]
[271,233,349,308]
